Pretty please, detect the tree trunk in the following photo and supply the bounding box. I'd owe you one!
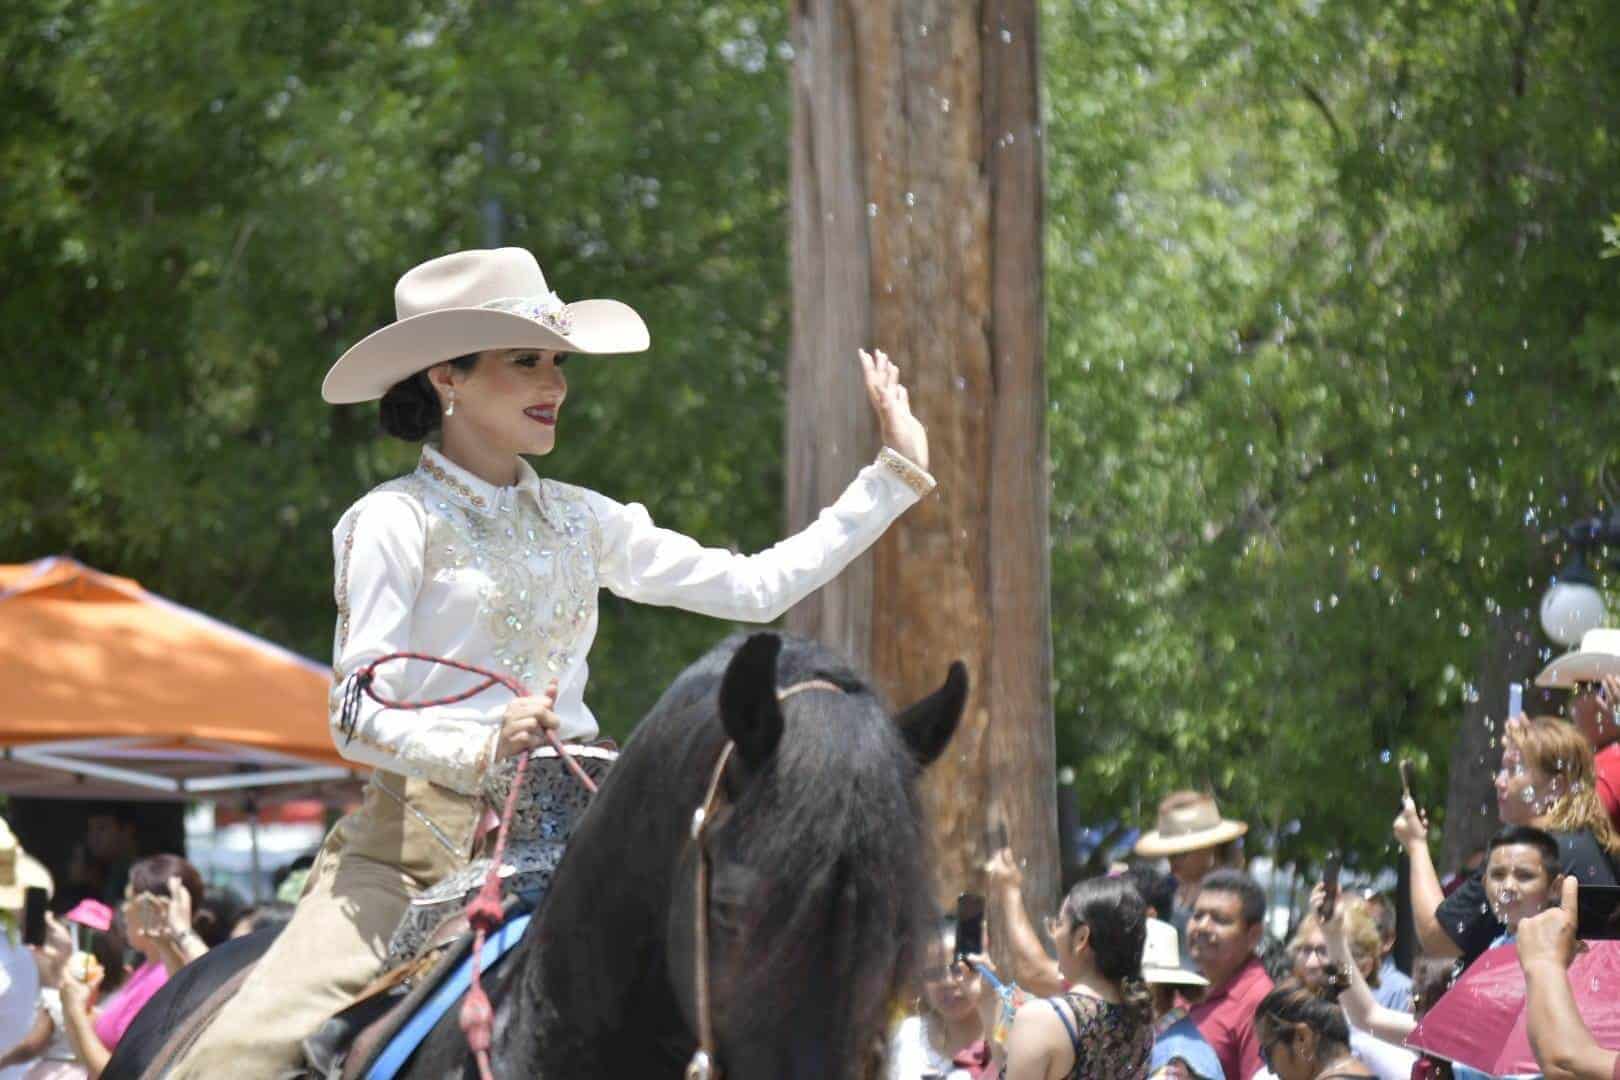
[786,0,1056,931]
[1441,608,1538,872]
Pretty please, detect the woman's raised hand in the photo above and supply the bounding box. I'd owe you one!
[164,875,193,941]
[1312,884,1346,939]
[1393,795,1429,850]
[497,679,561,760]
[859,349,929,471]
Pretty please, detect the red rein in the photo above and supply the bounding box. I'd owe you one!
[338,651,597,1080]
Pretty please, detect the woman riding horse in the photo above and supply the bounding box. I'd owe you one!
[165,246,935,1077]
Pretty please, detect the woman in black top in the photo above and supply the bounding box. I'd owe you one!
[1399,715,1620,966]
[1000,875,1154,1080]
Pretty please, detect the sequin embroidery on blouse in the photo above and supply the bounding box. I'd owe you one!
[383,467,601,694]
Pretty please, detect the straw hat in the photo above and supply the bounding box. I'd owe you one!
[1535,627,1620,689]
[1140,918,1207,987]
[1133,791,1248,859]
[322,247,650,404]
[0,819,53,911]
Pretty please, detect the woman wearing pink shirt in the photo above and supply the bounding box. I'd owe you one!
[58,856,208,1078]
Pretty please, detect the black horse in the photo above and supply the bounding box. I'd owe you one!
[110,632,966,1078]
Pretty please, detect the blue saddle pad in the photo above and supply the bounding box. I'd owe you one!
[365,912,533,1080]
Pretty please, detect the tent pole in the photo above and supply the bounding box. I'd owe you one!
[247,798,263,903]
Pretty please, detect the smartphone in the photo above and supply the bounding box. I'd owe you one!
[22,886,48,948]
[954,892,985,962]
[1508,680,1523,720]
[1321,854,1341,920]
[1577,884,1620,940]
[990,820,1009,852]
[1399,759,1418,808]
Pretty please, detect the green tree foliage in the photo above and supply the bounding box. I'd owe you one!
[0,0,790,735]
[8,0,1620,875]
[1045,0,1620,867]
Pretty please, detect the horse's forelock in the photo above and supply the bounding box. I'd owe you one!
[618,635,938,1070]
[708,641,936,1064]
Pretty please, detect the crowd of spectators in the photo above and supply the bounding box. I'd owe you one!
[885,627,1620,1079]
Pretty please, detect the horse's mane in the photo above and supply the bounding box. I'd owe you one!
[637,634,939,1065]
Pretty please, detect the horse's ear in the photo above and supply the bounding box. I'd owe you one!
[894,661,969,767]
[720,633,785,768]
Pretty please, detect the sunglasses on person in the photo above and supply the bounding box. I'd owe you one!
[920,962,972,983]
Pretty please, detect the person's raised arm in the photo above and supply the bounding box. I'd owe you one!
[1519,877,1620,1080]
[1315,883,1415,1045]
[1394,796,1460,958]
[986,847,1065,998]
[591,351,935,623]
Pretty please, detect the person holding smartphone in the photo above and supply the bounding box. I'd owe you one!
[1533,629,1620,833]
[999,875,1154,1080]
[886,919,992,1080]
[1399,717,1620,968]
[0,821,49,1080]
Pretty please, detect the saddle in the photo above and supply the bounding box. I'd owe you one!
[303,893,531,1080]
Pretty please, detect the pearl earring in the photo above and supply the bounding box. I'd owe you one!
[445,389,456,417]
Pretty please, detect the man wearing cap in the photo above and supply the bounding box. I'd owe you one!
[0,821,49,1080]
[1135,792,1249,967]
[1536,628,1620,832]
[1143,918,1225,1080]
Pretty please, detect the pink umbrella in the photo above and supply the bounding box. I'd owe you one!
[63,898,113,932]
[1407,940,1620,1075]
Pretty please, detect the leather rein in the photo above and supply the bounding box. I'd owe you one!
[683,678,846,1080]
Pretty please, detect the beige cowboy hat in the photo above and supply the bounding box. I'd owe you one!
[1133,791,1248,859]
[1140,917,1208,987]
[322,247,650,404]
[0,819,52,911]
[1535,627,1620,689]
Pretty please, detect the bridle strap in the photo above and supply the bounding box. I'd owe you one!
[685,741,734,1080]
[683,677,845,1080]
[775,678,844,701]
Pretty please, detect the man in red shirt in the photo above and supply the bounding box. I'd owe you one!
[1183,869,1274,1080]
[1535,630,1620,832]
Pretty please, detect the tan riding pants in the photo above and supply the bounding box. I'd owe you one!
[167,773,480,1079]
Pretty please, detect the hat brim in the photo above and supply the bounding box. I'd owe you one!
[1142,964,1209,987]
[321,299,650,405]
[0,853,53,911]
[1535,649,1620,689]
[1133,819,1248,858]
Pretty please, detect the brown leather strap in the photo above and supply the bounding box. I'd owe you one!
[683,678,846,1078]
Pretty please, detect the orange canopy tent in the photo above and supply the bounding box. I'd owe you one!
[0,556,362,801]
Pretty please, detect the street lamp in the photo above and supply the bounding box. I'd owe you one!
[1540,547,1607,648]
[1540,514,1618,648]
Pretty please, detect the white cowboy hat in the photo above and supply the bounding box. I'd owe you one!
[1133,791,1248,859]
[1535,627,1620,689]
[321,247,650,404]
[1140,917,1208,987]
[0,819,52,911]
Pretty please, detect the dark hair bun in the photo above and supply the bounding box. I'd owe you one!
[376,355,480,442]
[378,372,442,442]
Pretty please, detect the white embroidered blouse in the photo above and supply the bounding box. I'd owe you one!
[329,443,935,794]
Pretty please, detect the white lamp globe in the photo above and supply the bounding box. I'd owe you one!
[1541,578,1608,648]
